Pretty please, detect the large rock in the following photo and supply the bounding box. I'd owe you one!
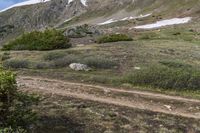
[64,24,101,38]
[69,63,90,71]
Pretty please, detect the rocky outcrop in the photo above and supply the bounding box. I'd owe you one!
[64,24,101,38]
[69,63,91,71]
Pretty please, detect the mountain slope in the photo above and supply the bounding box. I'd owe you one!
[0,0,200,44]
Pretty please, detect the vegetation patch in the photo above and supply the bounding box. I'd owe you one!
[34,62,50,69]
[96,34,133,43]
[0,52,11,61]
[2,29,71,51]
[124,65,200,90]
[82,57,118,69]
[51,56,79,68]
[43,52,66,61]
[3,59,30,69]
[159,60,191,69]
[0,68,38,132]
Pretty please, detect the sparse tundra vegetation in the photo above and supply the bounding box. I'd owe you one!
[1,0,200,132]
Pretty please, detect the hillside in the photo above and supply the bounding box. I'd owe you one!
[0,0,200,44]
[1,0,200,132]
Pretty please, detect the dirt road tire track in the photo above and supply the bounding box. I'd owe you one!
[17,76,200,119]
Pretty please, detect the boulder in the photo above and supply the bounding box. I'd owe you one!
[64,24,101,38]
[69,63,90,71]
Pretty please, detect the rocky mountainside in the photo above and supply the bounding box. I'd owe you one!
[0,0,200,43]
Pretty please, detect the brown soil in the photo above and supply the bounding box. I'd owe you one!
[17,76,200,119]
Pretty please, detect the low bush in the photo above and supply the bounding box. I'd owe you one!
[96,34,133,43]
[159,60,191,69]
[51,56,79,68]
[0,68,38,132]
[124,65,200,90]
[3,59,30,69]
[0,52,10,61]
[35,62,50,69]
[82,57,118,69]
[2,29,71,51]
[43,52,65,61]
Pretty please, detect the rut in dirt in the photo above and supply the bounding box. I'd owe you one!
[17,76,200,119]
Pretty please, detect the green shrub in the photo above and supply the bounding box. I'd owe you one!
[51,56,79,68]
[96,34,133,43]
[2,29,71,51]
[3,59,30,69]
[82,57,118,69]
[35,62,50,69]
[0,69,38,132]
[0,127,27,133]
[139,34,151,40]
[138,32,158,40]
[0,52,10,61]
[124,65,200,90]
[159,60,191,69]
[43,52,65,61]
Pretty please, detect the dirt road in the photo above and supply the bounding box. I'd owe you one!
[17,76,200,119]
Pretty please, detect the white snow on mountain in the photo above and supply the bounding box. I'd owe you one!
[64,17,74,22]
[0,0,51,13]
[98,19,117,25]
[68,0,74,4]
[98,13,151,25]
[121,14,151,21]
[68,0,87,6]
[133,17,192,29]
[80,0,87,6]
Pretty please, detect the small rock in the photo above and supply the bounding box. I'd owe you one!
[103,88,111,93]
[196,106,200,110]
[164,105,172,111]
[134,67,141,70]
[77,44,85,47]
[188,107,194,111]
[69,63,91,71]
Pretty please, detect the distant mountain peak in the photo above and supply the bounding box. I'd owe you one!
[0,0,51,13]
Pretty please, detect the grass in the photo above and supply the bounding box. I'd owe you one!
[33,94,200,133]
[2,28,200,133]
[2,28,200,98]
[51,56,78,68]
[43,52,66,61]
[3,59,30,69]
[123,65,200,90]
[135,27,200,44]
[0,52,11,61]
[2,1,200,132]
[96,34,133,43]
[159,60,192,69]
[81,56,118,69]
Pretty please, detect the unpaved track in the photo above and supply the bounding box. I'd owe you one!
[17,76,200,119]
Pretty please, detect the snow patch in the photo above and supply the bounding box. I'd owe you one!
[97,13,151,25]
[133,17,192,29]
[0,0,51,13]
[64,17,73,22]
[121,14,151,21]
[98,19,118,25]
[68,0,87,6]
[68,0,75,4]
[80,0,87,6]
